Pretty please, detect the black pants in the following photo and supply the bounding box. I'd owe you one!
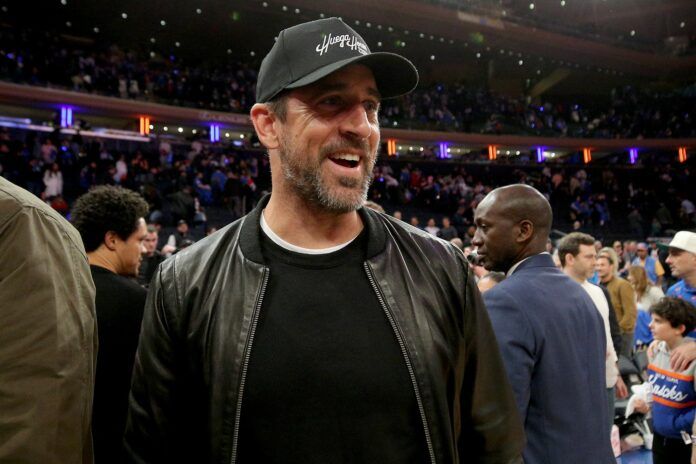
[652,432,691,464]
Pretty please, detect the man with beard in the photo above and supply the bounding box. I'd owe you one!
[125,17,524,464]
[472,185,613,464]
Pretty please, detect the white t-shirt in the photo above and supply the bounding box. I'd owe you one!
[581,281,619,388]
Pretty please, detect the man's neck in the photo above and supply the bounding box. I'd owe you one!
[87,249,118,274]
[600,274,614,284]
[665,335,685,352]
[683,273,696,288]
[264,193,364,249]
[563,268,584,284]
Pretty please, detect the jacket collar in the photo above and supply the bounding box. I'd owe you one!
[508,252,554,275]
[238,194,387,264]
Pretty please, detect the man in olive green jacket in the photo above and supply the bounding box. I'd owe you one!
[0,177,98,463]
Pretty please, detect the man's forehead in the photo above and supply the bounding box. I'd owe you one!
[475,196,504,219]
[579,244,596,254]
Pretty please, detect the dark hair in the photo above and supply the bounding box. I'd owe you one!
[557,232,596,267]
[650,297,696,335]
[72,186,149,252]
[146,225,158,234]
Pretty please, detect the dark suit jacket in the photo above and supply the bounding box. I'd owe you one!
[483,253,614,464]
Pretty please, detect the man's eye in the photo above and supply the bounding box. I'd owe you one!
[320,96,342,106]
[364,101,379,112]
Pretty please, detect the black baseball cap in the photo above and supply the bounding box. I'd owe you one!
[256,17,419,103]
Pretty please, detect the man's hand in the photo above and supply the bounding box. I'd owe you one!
[633,398,649,415]
[615,375,628,399]
[691,444,696,464]
[670,340,696,371]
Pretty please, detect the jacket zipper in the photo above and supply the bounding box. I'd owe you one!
[363,262,437,464]
[230,267,269,464]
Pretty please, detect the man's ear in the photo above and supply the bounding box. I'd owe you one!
[250,103,280,150]
[103,230,119,251]
[516,219,534,243]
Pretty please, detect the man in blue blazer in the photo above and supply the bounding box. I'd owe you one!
[473,184,614,464]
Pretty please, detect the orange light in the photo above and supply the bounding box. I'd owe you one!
[678,147,687,163]
[488,145,497,160]
[387,139,397,156]
[583,148,592,164]
[139,116,151,135]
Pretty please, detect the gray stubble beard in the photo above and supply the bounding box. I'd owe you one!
[278,137,376,214]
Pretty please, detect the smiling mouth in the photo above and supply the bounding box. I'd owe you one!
[328,153,361,169]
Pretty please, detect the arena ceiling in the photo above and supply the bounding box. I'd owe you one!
[2,0,695,94]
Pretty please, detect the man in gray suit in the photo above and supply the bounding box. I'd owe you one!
[472,184,613,464]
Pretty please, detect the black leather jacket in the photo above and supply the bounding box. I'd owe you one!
[124,196,525,464]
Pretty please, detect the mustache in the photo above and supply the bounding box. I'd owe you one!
[319,138,373,158]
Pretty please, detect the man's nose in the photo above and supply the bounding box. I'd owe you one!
[339,104,372,140]
[471,231,482,247]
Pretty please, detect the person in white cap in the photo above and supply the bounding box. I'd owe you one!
[660,231,696,371]
[666,231,696,306]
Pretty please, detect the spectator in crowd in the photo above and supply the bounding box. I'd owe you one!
[438,216,459,240]
[597,251,637,358]
[633,297,696,464]
[473,184,613,463]
[42,162,63,199]
[663,231,696,371]
[632,241,665,286]
[71,185,149,463]
[125,17,524,464]
[613,240,626,271]
[409,215,421,229]
[166,219,193,255]
[138,224,165,287]
[628,265,664,348]
[424,217,440,235]
[622,241,638,274]
[0,177,97,464]
[557,232,627,431]
[680,197,695,225]
[477,271,505,293]
[666,231,696,306]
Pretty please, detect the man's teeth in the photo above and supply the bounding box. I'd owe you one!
[330,154,360,162]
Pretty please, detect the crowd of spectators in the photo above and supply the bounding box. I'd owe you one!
[0,27,258,113]
[380,83,696,138]
[2,26,695,139]
[370,157,695,245]
[0,127,269,234]
[1,124,694,250]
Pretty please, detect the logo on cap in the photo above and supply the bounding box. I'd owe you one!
[315,33,369,56]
